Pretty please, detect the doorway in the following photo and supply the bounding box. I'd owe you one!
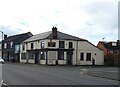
[35,52,39,64]
[67,51,73,65]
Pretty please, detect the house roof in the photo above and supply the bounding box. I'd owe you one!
[23,31,87,42]
[99,41,120,51]
[3,32,33,44]
[23,31,52,42]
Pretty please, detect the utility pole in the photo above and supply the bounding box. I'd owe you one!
[0,30,4,59]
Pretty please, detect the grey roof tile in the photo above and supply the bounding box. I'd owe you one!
[23,31,87,42]
[23,31,52,42]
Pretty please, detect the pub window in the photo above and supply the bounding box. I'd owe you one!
[59,41,65,48]
[41,41,45,48]
[40,52,45,60]
[22,44,25,51]
[21,53,26,59]
[28,53,34,59]
[86,53,91,61]
[58,51,64,60]
[80,53,84,61]
[48,42,56,47]
[31,43,34,49]
[10,42,13,48]
[69,42,73,48]
[4,43,7,48]
[112,42,117,46]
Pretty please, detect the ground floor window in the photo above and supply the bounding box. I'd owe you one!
[21,53,26,59]
[58,51,64,60]
[28,52,34,59]
[40,51,45,60]
[86,53,91,61]
[80,53,84,61]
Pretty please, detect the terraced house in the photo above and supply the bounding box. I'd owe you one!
[1,32,33,62]
[20,27,104,65]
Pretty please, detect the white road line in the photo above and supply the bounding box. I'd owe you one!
[1,80,9,87]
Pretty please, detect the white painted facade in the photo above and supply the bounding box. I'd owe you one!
[20,39,104,65]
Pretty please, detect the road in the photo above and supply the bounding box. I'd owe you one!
[2,63,119,86]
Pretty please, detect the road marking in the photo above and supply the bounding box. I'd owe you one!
[80,69,88,74]
[1,80,9,87]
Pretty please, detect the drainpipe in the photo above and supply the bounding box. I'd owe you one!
[26,52,29,63]
[76,40,78,65]
[46,51,48,65]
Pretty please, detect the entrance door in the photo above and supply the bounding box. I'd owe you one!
[35,52,39,64]
[67,52,73,65]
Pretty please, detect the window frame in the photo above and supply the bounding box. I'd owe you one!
[69,42,73,48]
[59,41,65,48]
[86,53,91,61]
[80,53,84,61]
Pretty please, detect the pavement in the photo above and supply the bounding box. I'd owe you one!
[84,67,119,81]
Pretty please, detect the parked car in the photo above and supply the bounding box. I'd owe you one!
[0,57,4,64]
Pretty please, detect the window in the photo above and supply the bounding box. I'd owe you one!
[4,43,7,48]
[80,53,84,61]
[10,42,13,48]
[15,45,20,53]
[31,43,34,49]
[112,42,117,46]
[28,53,34,59]
[69,42,73,48]
[59,41,65,48]
[41,41,45,48]
[21,53,26,59]
[86,53,91,61]
[48,42,56,47]
[0,43,1,49]
[22,44,25,51]
[40,51,45,60]
[58,51,64,60]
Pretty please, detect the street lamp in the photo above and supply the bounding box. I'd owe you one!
[0,31,4,59]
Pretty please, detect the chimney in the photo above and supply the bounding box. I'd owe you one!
[52,26,57,39]
[4,34,7,39]
[117,40,120,46]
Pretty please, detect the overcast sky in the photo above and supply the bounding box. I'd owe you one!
[0,0,119,45]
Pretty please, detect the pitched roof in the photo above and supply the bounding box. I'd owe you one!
[47,31,86,41]
[23,31,52,42]
[99,41,120,51]
[23,31,87,42]
[3,32,33,44]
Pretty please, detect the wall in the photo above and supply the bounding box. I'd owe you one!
[20,39,104,65]
[77,41,104,65]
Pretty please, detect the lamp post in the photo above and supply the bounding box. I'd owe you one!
[0,31,4,59]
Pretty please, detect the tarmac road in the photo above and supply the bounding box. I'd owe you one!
[2,63,119,86]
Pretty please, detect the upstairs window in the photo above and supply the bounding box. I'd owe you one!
[59,41,65,48]
[69,42,73,48]
[22,44,25,51]
[4,43,7,48]
[112,42,117,46]
[31,43,34,49]
[10,42,13,48]
[48,42,56,47]
[41,41,45,48]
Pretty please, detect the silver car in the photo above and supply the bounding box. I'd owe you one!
[0,57,4,64]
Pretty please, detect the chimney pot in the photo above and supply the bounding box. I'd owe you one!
[52,26,57,39]
[4,34,7,39]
